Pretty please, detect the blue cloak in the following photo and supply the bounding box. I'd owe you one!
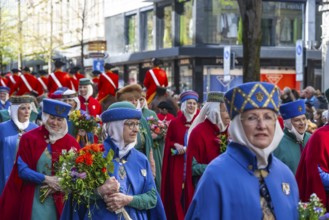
[185,142,299,220]
[0,120,38,194]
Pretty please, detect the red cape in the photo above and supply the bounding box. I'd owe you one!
[79,96,102,117]
[161,110,199,220]
[184,119,227,211]
[143,67,168,101]
[0,126,80,220]
[296,124,329,209]
[13,74,43,96]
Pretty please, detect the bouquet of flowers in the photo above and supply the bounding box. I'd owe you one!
[218,133,228,153]
[299,193,326,220]
[56,144,114,218]
[69,110,97,133]
[146,116,168,136]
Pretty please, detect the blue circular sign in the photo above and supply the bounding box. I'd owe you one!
[296,45,302,55]
[224,51,230,59]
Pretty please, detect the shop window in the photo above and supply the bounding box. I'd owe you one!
[125,14,138,53]
[141,10,154,51]
[179,1,193,46]
[159,5,173,49]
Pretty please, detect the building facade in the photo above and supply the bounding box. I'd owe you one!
[104,0,323,101]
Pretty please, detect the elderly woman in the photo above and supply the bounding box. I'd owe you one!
[184,91,230,211]
[0,99,80,220]
[0,86,11,110]
[0,95,38,194]
[274,100,311,174]
[78,78,102,118]
[186,82,299,219]
[61,101,166,219]
[161,90,199,220]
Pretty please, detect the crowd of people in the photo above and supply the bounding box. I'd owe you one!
[0,58,329,220]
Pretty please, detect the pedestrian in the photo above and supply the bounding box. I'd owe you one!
[0,98,80,219]
[48,60,71,94]
[185,82,299,219]
[78,78,102,118]
[274,99,310,174]
[161,90,200,220]
[0,95,38,194]
[296,88,329,210]
[61,101,166,219]
[184,91,230,210]
[0,86,11,110]
[97,63,118,110]
[143,58,168,104]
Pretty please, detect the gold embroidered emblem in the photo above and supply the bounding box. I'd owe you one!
[141,169,147,177]
[255,92,264,102]
[55,105,66,115]
[282,182,290,195]
[298,106,303,112]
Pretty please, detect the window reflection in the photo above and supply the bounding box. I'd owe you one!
[126,14,137,52]
[179,1,193,46]
[161,6,172,48]
[180,65,193,92]
[141,10,154,51]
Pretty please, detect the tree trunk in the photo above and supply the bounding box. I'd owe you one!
[237,0,263,82]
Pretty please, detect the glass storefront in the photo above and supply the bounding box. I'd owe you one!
[179,59,193,91]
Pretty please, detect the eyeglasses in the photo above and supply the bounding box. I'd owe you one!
[124,121,140,130]
[241,114,277,126]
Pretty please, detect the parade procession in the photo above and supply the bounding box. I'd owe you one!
[2,0,329,219]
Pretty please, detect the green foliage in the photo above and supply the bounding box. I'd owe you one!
[299,193,326,220]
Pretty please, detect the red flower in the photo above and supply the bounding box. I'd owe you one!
[84,152,93,165]
[76,155,84,164]
[101,167,107,173]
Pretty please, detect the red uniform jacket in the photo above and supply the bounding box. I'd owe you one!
[79,95,102,117]
[0,126,80,220]
[97,71,119,102]
[13,74,43,96]
[0,76,8,87]
[143,67,168,103]
[48,71,71,94]
[37,76,49,92]
[296,124,329,210]
[6,74,20,95]
[161,110,199,220]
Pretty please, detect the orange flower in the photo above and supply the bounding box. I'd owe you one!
[75,155,84,164]
[101,167,107,173]
[84,152,93,165]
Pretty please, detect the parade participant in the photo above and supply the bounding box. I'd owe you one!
[150,87,179,116]
[48,60,71,94]
[274,100,310,174]
[161,90,200,220]
[12,66,43,97]
[184,92,230,211]
[97,63,118,109]
[186,82,299,219]
[50,87,96,147]
[0,98,80,220]
[61,101,166,220]
[296,88,329,210]
[0,86,11,110]
[157,101,175,122]
[0,95,38,194]
[78,78,102,118]
[37,70,49,94]
[7,68,20,96]
[116,84,156,179]
[91,70,101,98]
[0,72,8,87]
[143,58,168,104]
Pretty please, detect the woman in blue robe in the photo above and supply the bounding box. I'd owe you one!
[61,101,166,220]
[0,95,38,194]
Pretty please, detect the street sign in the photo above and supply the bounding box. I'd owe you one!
[224,46,231,76]
[295,40,303,81]
[93,59,104,72]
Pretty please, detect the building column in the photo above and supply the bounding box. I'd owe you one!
[305,0,316,49]
[321,2,329,92]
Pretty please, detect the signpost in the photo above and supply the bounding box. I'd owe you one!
[93,59,104,72]
[295,40,304,82]
[223,46,231,84]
